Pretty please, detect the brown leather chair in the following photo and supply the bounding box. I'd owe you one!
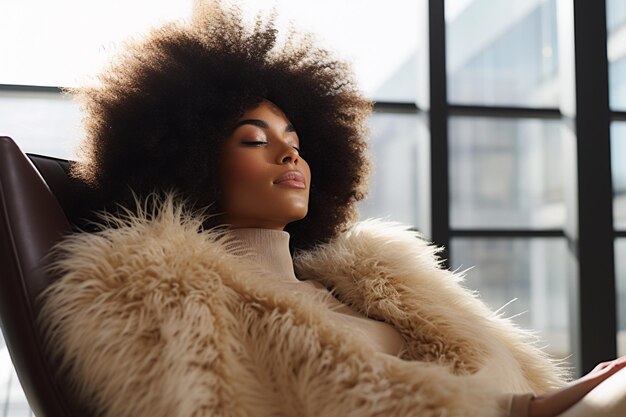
[0,136,91,416]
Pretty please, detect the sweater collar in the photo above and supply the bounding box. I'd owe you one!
[224,228,300,283]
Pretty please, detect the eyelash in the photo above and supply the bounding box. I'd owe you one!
[241,141,303,155]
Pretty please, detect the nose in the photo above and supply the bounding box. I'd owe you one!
[276,142,300,165]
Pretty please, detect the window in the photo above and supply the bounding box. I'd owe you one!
[444,0,572,364]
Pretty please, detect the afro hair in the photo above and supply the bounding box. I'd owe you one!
[68,0,373,251]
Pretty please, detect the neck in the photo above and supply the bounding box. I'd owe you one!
[225,227,300,283]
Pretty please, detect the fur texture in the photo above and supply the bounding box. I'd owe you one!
[38,198,569,417]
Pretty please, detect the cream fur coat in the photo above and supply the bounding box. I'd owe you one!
[38,199,568,417]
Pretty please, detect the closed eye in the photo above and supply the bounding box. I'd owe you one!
[241,141,304,156]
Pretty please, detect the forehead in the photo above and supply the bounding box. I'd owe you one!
[237,100,290,122]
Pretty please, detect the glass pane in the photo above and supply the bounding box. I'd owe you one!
[358,112,431,237]
[446,0,559,107]
[609,57,626,111]
[607,0,626,33]
[617,239,626,356]
[612,124,626,230]
[450,117,565,229]
[0,333,32,416]
[451,237,571,362]
[0,90,81,159]
[607,0,626,110]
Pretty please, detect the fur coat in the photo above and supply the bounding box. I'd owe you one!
[38,199,568,417]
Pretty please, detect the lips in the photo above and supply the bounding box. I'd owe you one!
[273,170,306,189]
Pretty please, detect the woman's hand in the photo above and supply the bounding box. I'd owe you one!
[529,356,626,417]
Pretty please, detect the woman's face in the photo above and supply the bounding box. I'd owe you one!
[218,99,311,230]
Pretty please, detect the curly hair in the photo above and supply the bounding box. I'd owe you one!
[68,0,372,251]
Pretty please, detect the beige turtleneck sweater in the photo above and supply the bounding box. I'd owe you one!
[226,227,404,356]
[225,227,533,417]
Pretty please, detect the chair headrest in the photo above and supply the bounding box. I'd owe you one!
[0,136,77,417]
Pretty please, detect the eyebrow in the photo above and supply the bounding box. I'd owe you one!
[234,119,295,132]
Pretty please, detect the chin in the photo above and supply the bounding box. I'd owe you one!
[282,199,308,219]
[289,211,308,222]
[285,207,308,223]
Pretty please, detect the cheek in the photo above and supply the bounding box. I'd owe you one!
[219,151,268,202]
[223,154,265,183]
[300,159,312,186]
[304,161,312,182]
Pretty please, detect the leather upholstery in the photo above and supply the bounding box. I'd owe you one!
[0,136,82,417]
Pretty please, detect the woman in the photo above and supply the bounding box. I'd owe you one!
[38,1,626,416]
